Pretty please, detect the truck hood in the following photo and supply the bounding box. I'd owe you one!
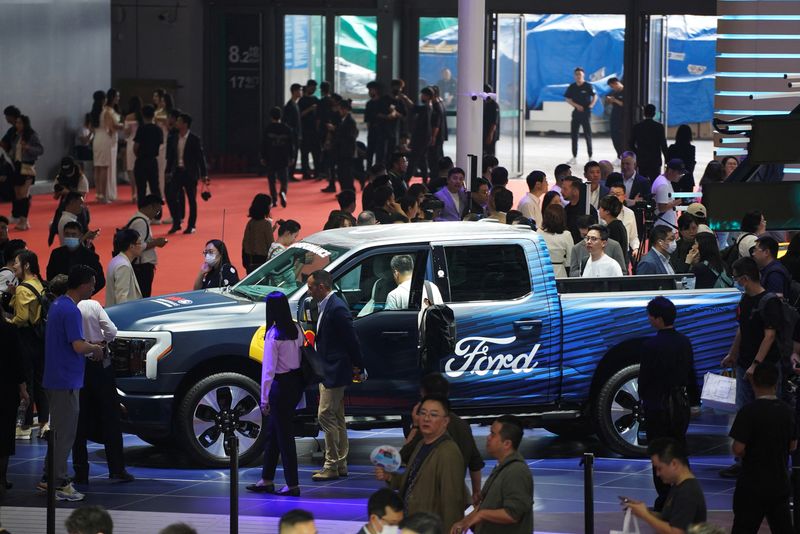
[106,289,257,331]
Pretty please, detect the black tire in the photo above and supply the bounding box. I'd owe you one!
[542,418,594,440]
[592,364,647,457]
[176,372,266,467]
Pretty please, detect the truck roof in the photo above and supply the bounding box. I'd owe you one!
[304,221,536,249]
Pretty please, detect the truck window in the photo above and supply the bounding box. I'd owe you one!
[337,252,421,317]
[444,244,531,302]
[231,242,348,301]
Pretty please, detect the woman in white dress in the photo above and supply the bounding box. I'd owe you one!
[92,88,123,203]
[123,96,142,204]
[537,204,574,278]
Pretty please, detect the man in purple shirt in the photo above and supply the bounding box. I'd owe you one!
[42,265,104,501]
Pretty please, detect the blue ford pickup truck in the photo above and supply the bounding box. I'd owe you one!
[107,223,739,466]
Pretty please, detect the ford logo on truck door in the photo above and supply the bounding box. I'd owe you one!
[444,336,541,378]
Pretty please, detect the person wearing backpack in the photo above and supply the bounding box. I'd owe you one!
[753,236,792,298]
[719,257,783,479]
[8,250,48,439]
[125,194,168,298]
[686,232,734,289]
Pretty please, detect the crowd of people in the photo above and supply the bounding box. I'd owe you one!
[2,74,800,534]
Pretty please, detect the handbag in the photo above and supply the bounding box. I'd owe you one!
[20,163,36,176]
[610,508,641,534]
[701,371,737,413]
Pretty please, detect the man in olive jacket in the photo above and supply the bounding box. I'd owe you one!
[450,415,534,534]
[375,395,468,531]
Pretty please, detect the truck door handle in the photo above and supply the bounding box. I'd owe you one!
[513,320,542,338]
[382,331,411,339]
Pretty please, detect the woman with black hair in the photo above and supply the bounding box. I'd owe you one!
[9,115,44,231]
[124,96,143,204]
[242,194,275,274]
[666,124,696,192]
[687,232,733,289]
[9,250,47,438]
[193,239,240,290]
[92,88,124,204]
[246,291,304,496]
[268,220,301,260]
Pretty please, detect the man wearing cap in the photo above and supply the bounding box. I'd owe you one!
[650,159,685,230]
[126,194,168,298]
[686,203,714,235]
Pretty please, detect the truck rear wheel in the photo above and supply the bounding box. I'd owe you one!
[177,372,266,467]
[593,364,647,457]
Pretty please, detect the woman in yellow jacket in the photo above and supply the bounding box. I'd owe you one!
[9,250,47,439]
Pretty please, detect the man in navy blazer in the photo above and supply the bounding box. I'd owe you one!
[433,167,469,221]
[306,269,363,481]
[636,225,677,275]
[615,151,653,206]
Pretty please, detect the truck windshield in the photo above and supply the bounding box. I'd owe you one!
[231,242,348,301]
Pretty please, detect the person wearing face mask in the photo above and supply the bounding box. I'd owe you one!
[636,225,677,275]
[125,194,168,298]
[193,239,239,290]
[358,488,404,534]
[46,222,105,295]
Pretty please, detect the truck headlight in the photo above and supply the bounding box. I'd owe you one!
[109,331,172,379]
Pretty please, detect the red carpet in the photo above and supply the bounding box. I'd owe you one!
[4,174,529,301]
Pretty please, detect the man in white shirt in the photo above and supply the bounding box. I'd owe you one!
[582,224,623,278]
[651,159,685,230]
[385,255,414,310]
[517,170,547,228]
[619,151,652,207]
[57,192,84,245]
[584,161,608,210]
[125,194,168,298]
[609,182,641,255]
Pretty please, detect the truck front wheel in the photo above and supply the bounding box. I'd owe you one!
[177,372,266,467]
[593,364,648,457]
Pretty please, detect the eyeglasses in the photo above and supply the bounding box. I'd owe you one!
[417,409,445,419]
[584,236,602,242]
[202,249,217,255]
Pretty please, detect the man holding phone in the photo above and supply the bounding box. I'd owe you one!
[621,438,706,533]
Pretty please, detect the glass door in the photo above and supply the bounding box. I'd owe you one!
[494,14,525,176]
[646,15,668,125]
[283,15,326,102]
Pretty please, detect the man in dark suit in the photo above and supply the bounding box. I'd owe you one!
[166,113,208,234]
[614,151,652,206]
[328,98,358,193]
[636,225,676,275]
[631,104,668,182]
[283,83,302,181]
[306,269,363,481]
[46,221,105,295]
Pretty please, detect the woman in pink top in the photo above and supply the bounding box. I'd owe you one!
[246,291,304,496]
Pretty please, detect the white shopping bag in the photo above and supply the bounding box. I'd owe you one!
[701,372,737,413]
[610,509,640,534]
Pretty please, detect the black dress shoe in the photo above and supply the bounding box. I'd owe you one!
[183,227,196,234]
[275,486,300,497]
[320,186,337,193]
[280,191,287,207]
[109,471,135,482]
[167,225,182,235]
[245,482,275,493]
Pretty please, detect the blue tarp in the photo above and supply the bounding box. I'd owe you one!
[418,15,716,126]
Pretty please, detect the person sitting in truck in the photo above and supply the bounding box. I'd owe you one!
[581,224,623,278]
[569,215,626,277]
[385,254,414,310]
[636,226,676,276]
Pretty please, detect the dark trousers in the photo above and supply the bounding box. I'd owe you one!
[19,327,47,426]
[164,174,181,224]
[732,487,792,533]
[173,169,198,229]
[367,131,389,167]
[243,253,267,274]
[335,158,355,192]
[11,197,31,218]
[300,136,321,178]
[610,118,624,158]
[132,262,156,298]
[407,144,429,183]
[426,143,444,178]
[261,369,304,486]
[134,158,160,204]
[484,139,497,157]
[72,361,126,477]
[267,167,288,201]
[570,111,593,157]
[645,408,687,511]
[638,161,662,182]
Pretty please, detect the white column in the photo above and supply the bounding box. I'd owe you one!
[456,0,486,189]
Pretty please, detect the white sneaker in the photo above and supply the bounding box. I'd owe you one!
[55,482,85,502]
[567,157,577,165]
[38,422,50,439]
[15,426,31,440]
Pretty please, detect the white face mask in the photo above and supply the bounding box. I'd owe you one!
[204,253,219,266]
[665,240,677,254]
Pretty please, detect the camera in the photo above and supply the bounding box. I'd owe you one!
[633,200,656,224]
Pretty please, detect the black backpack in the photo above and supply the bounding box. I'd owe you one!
[720,233,753,271]
[757,292,800,363]
[418,282,457,372]
[18,281,54,340]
